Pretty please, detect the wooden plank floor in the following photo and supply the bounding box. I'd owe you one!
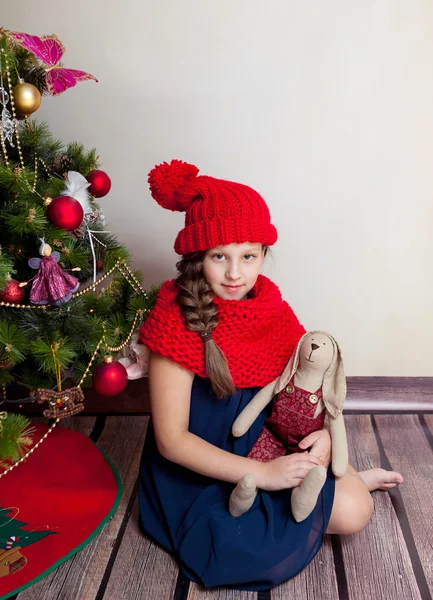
[12,412,433,600]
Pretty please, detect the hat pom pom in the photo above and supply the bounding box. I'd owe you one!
[148,159,199,211]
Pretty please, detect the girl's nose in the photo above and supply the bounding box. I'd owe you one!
[226,263,241,280]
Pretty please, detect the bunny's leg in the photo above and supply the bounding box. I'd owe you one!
[291,464,327,522]
[229,474,257,517]
[229,427,285,517]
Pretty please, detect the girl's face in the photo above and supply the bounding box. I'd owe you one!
[203,242,265,300]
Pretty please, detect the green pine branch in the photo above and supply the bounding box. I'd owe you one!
[14,363,52,391]
[5,205,48,235]
[0,413,36,467]
[30,331,76,375]
[0,321,28,363]
[20,121,62,155]
[0,252,16,288]
[0,369,14,386]
[105,312,130,347]
[65,141,100,175]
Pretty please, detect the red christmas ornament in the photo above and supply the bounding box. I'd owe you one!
[46,195,84,231]
[92,356,128,397]
[0,279,25,303]
[86,170,111,198]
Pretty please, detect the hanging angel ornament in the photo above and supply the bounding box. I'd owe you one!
[28,239,80,306]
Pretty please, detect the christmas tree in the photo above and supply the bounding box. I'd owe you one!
[0,29,156,469]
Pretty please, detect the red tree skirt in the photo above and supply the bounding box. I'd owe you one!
[0,423,122,598]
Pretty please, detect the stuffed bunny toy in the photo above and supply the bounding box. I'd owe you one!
[229,331,348,522]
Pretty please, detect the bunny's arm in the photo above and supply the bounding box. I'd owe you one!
[327,413,348,477]
[232,379,277,437]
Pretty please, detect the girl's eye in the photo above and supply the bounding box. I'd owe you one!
[213,254,225,260]
[244,254,256,261]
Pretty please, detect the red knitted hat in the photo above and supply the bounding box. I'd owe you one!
[148,159,278,254]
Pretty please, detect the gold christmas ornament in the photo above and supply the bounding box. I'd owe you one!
[12,80,42,117]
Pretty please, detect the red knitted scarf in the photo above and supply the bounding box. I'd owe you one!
[140,274,306,388]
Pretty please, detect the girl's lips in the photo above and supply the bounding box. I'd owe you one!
[222,284,243,292]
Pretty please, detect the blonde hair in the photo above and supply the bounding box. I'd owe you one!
[174,245,268,398]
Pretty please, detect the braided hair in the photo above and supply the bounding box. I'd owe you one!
[175,250,235,398]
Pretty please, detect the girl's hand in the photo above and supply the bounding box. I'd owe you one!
[298,428,331,468]
[260,452,323,491]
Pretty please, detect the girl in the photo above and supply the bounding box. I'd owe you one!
[138,160,403,591]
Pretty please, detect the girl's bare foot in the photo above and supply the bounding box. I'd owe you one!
[359,467,404,492]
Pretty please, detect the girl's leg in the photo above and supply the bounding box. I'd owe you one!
[326,464,374,535]
[326,464,404,535]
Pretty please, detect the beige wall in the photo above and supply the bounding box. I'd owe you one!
[3,1,433,376]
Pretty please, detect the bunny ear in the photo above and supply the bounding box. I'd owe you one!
[322,335,347,418]
[275,332,310,393]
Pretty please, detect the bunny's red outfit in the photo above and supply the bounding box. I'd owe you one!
[248,378,326,461]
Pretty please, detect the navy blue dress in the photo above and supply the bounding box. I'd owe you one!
[138,376,335,591]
